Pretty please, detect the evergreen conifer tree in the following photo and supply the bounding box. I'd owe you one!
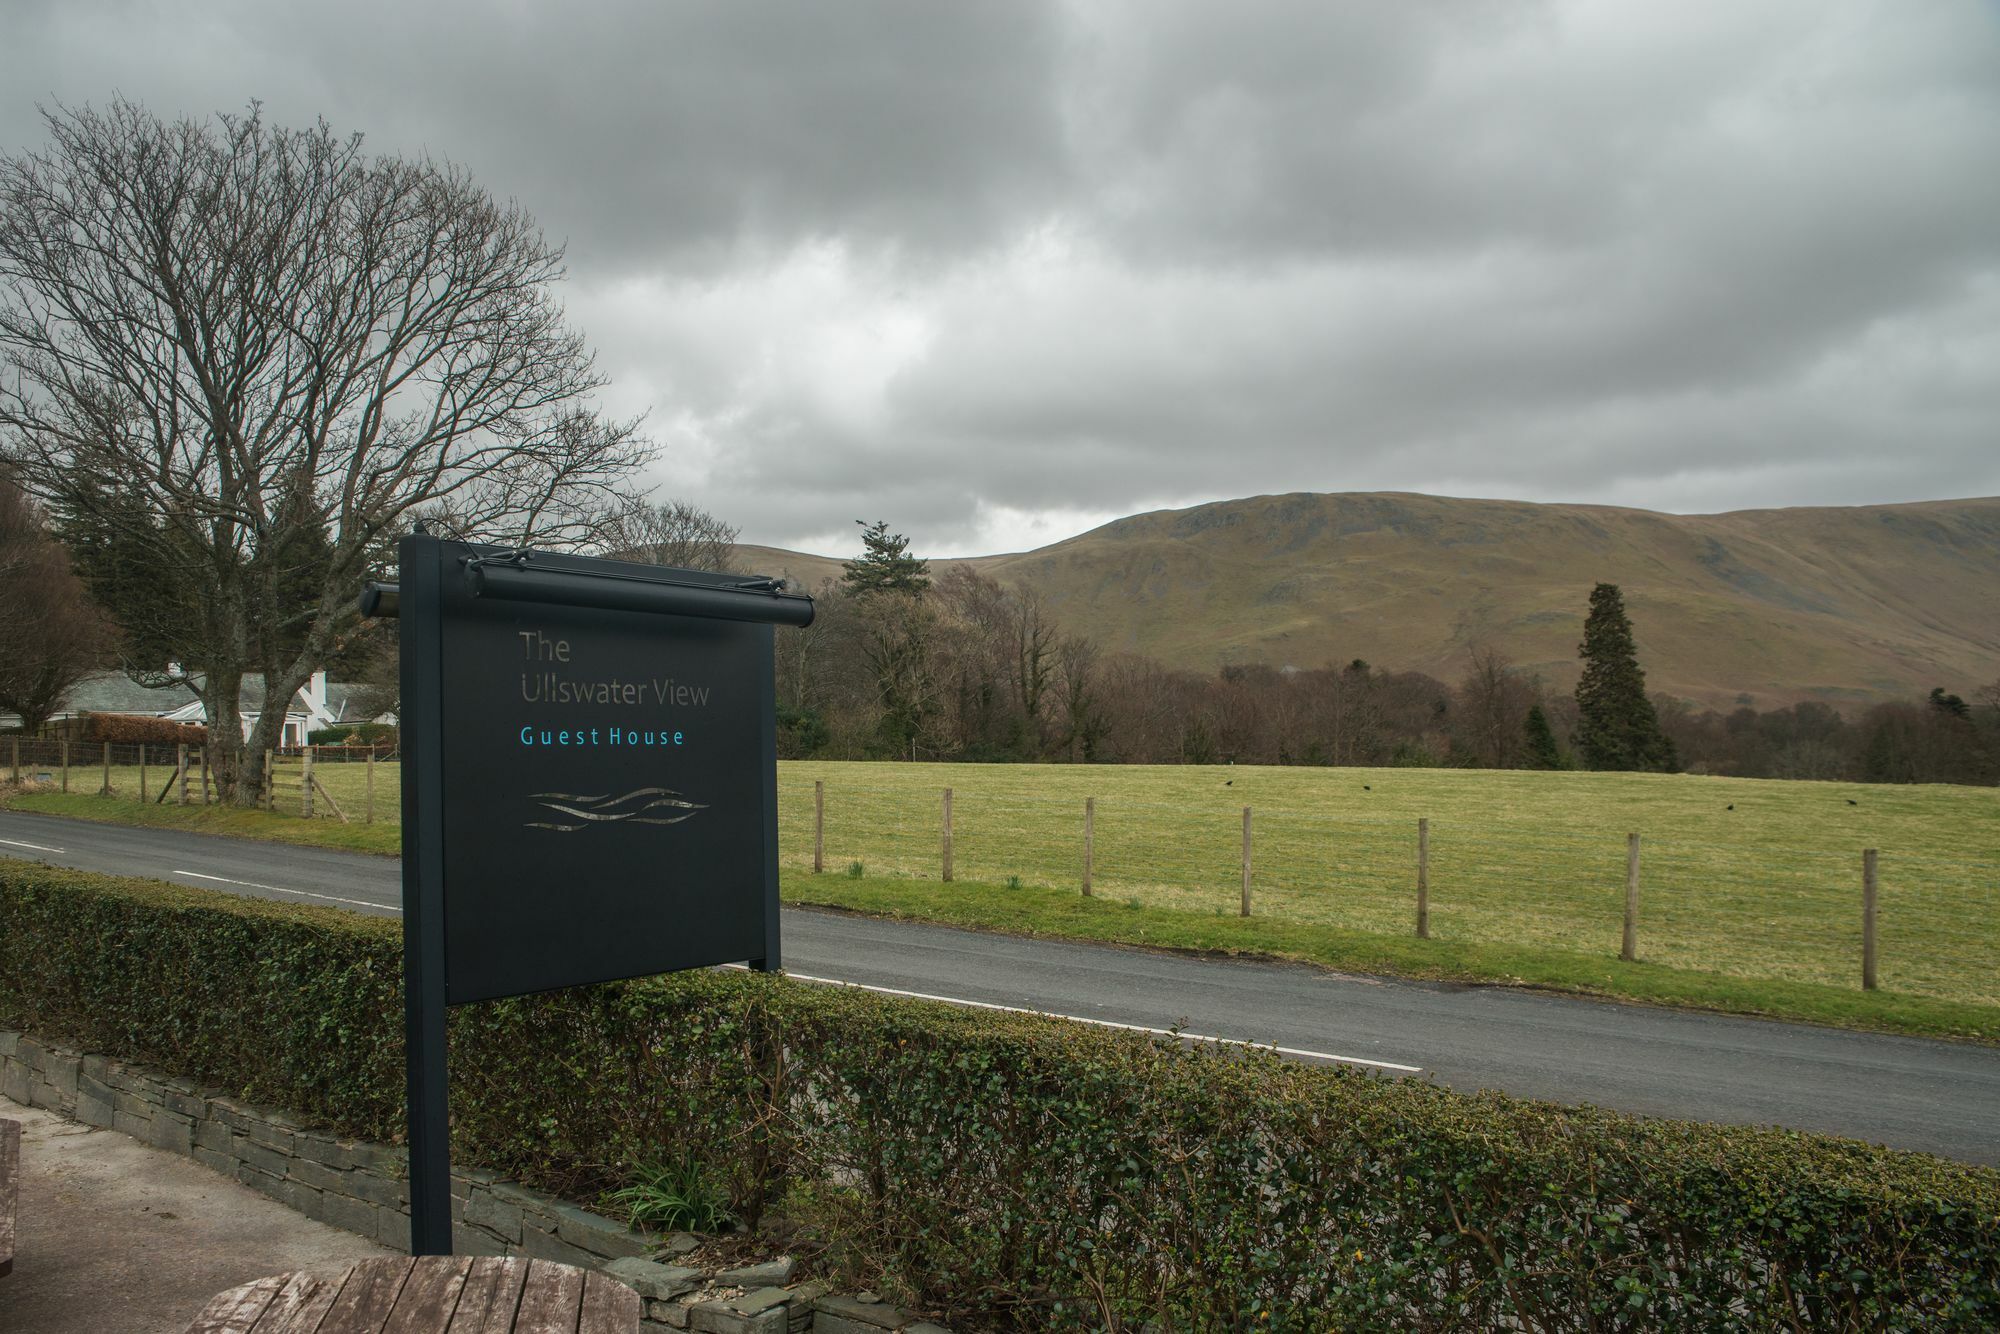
[54,481,194,671]
[1573,583,1678,772]
[1929,686,1970,719]
[841,519,931,597]
[1522,703,1564,769]
[840,520,936,757]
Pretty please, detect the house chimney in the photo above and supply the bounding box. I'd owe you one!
[307,670,327,715]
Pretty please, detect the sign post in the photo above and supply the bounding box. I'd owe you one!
[366,531,813,1255]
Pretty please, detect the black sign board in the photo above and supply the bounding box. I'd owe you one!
[377,532,813,1254]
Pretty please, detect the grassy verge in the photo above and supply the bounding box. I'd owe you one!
[4,787,399,855]
[782,870,2000,1044]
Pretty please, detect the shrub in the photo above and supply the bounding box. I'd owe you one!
[605,1157,735,1234]
[775,704,829,759]
[2,864,1996,1330]
[79,712,207,746]
[307,722,395,754]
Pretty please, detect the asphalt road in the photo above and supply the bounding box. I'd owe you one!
[3,808,1996,1165]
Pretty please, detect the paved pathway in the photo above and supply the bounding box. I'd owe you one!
[0,1097,389,1334]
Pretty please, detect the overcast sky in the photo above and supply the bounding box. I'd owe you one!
[4,1,1996,557]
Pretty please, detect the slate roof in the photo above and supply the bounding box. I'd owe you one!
[322,683,381,723]
[56,671,311,718]
[58,673,199,716]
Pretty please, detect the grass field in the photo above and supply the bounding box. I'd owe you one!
[780,763,2000,1004]
[9,753,1997,1036]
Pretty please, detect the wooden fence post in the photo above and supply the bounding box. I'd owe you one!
[199,749,210,805]
[1621,832,1640,963]
[1862,848,1878,991]
[302,745,315,818]
[178,744,189,805]
[139,747,148,803]
[813,780,824,873]
[941,787,954,883]
[1416,817,1430,939]
[1082,797,1095,897]
[311,773,349,824]
[365,749,375,824]
[264,750,275,810]
[10,737,17,784]
[1240,806,1253,917]
[101,741,111,794]
[61,740,68,793]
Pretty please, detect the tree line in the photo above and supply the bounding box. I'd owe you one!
[766,527,2000,784]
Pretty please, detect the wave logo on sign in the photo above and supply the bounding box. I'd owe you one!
[525,787,708,833]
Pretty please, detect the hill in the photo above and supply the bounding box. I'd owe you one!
[736,492,2000,708]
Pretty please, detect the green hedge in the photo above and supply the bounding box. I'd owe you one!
[307,724,397,749]
[80,713,207,746]
[3,863,1997,1330]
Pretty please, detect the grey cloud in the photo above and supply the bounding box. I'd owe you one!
[2,0,1995,557]
[1,1,1074,273]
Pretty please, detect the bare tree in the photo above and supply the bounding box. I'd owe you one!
[774,575,842,712]
[345,633,403,734]
[597,495,739,572]
[0,100,651,802]
[931,567,1012,754]
[862,596,945,759]
[927,570,1096,760]
[0,468,112,732]
[1315,658,1383,766]
[1094,654,1180,762]
[1053,633,1108,761]
[1011,586,1056,746]
[1455,645,1535,769]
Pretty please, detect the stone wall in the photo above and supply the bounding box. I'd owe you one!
[1,1029,950,1333]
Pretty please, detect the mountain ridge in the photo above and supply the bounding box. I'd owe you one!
[735,491,2000,709]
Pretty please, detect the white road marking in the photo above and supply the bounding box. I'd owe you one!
[175,871,390,913]
[751,966,1425,1074]
[0,837,66,853]
[153,867,1416,1071]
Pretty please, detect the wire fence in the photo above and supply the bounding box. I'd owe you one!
[771,767,1999,1008]
[7,743,1994,1005]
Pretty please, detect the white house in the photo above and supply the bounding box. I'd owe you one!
[157,674,320,748]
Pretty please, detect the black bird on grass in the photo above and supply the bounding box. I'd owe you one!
[1847,798,1858,806]
[1726,804,1735,810]
[1363,784,1372,791]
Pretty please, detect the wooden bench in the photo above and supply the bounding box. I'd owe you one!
[185,1255,640,1333]
[1,1116,18,1279]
